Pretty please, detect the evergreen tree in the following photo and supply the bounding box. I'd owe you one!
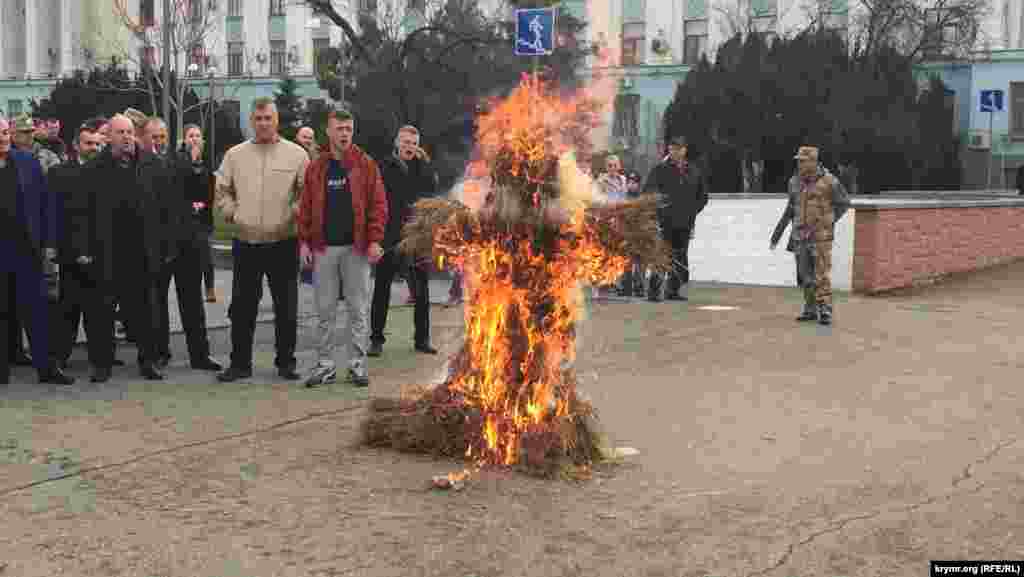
[274,75,305,142]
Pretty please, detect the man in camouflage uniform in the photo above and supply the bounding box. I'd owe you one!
[11,114,61,175]
[770,145,850,325]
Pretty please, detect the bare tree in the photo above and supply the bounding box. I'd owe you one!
[715,0,801,42]
[108,0,225,139]
[815,0,993,61]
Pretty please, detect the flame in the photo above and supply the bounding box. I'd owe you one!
[432,70,627,472]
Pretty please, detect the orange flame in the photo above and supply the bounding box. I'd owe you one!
[436,71,625,471]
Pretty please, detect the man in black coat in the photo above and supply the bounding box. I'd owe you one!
[78,114,169,382]
[369,125,438,357]
[140,118,221,372]
[0,117,73,385]
[49,122,131,371]
[643,136,708,302]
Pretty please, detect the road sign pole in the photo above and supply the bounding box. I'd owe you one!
[988,110,994,188]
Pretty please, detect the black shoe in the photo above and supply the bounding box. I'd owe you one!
[796,305,818,322]
[277,366,300,381]
[217,366,252,382]
[368,341,383,357]
[347,369,369,388]
[140,363,164,380]
[112,358,126,367]
[190,357,223,371]
[155,354,171,370]
[665,293,688,301]
[647,294,662,302]
[415,343,439,355]
[39,366,75,385]
[90,367,111,383]
[817,304,833,326]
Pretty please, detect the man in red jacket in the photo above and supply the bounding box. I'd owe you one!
[298,108,387,387]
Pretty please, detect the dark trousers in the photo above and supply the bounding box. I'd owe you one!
[229,239,298,370]
[61,264,116,368]
[199,231,215,293]
[649,227,691,297]
[155,246,211,363]
[371,251,429,346]
[1,265,52,378]
[117,269,160,366]
[56,263,82,363]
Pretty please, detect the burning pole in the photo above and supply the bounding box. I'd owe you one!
[361,72,670,480]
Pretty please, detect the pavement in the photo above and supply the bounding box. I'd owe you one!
[1,260,1022,576]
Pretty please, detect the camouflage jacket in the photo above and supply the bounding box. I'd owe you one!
[770,165,850,252]
[31,142,62,175]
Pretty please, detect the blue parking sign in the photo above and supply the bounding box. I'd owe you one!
[980,89,1004,112]
[515,8,556,56]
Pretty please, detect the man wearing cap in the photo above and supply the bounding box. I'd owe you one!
[0,116,74,385]
[11,114,61,175]
[770,145,850,325]
[642,136,708,302]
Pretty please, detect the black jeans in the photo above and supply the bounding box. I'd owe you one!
[61,263,116,369]
[650,226,691,297]
[229,239,298,370]
[117,268,160,366]
[155,245,211,363]
[371,250,430,346]
[199,231,215,293]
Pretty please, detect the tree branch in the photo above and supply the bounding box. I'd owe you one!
[306,0,373,63]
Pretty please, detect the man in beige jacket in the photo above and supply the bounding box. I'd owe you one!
[215,97,309,382]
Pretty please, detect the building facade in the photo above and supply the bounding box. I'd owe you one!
[579,0,1023,185]
[0,0,360,132]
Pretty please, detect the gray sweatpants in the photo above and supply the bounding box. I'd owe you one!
[313,245,372,375]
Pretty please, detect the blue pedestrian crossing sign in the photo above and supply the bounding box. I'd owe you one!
[515,8,556,56]
[980,89,1004,112]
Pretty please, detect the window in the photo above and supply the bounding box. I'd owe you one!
[313,37,330,77]
[228,41,244,75]
[923,8,961,57]
[359,0,378,14]
[7,99,23,117]
[140,0,155,26]
[683,19,707,65]
[189,0,204,23]
[269,0,285,16]
[228,0,243,18]
[1011,82,1024,138]
[621,22,645,66]
[270,40,287,75]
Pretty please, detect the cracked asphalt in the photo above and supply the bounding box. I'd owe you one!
[0,262,1022,576]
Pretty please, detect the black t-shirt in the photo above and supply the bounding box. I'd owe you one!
[323,159,355,246]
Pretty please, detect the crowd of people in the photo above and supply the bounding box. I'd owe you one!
[2,97,848,387]
[0,99,444,387]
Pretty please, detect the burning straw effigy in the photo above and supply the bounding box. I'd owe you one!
[361,73,670,480]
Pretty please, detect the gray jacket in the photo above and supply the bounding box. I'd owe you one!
[770,165,850,252]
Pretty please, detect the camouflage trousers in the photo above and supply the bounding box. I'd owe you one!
[794,240,833,306]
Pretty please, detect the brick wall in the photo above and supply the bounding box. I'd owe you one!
[852,203,1024,293]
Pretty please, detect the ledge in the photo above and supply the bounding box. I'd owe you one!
[851,197,1024,209]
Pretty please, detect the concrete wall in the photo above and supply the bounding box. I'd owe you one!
[688,194,855,290]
